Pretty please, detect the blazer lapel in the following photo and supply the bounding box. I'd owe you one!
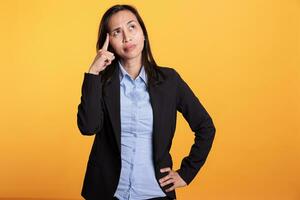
[103,61,164,163]
[103,62,121,154]
[149,80,164,164]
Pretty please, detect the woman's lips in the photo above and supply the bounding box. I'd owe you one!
[124,44,136,51]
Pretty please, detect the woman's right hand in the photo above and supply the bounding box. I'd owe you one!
[88,33,115,75]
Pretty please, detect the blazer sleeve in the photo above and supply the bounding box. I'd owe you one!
[173,69,216,185]
[77,72,105,135]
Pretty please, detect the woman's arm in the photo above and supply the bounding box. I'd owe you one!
[174,69,216,185]
[77,72,105,135]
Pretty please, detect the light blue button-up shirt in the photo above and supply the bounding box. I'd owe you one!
[113,61,166,200]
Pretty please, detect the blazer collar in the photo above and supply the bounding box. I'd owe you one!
[105,61,164,86]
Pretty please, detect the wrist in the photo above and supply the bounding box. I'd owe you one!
[88,68,99,75]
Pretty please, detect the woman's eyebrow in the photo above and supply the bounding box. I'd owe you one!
[111,20,137,32]
[127,20,136,24]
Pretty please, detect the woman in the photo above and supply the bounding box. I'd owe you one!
[77,4,216,200]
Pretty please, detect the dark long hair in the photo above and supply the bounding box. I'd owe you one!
[96,4,160,86]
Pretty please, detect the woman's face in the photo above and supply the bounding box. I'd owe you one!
[107,10,145,61]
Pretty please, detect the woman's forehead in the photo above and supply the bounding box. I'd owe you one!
[108,10,138,30]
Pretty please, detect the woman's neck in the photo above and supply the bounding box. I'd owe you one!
[119,56,142,80]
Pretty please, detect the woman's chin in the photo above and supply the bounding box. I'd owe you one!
[120,52,142,60]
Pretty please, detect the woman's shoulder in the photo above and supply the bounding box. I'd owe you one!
[154,65,183,83]
[155,65,179,77]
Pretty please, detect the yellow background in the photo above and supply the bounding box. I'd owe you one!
[0,0,299,199]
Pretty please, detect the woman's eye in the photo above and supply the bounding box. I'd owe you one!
[129,25,135,29]
[112,30,120,37]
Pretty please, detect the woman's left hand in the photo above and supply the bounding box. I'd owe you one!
[159,167,187,192]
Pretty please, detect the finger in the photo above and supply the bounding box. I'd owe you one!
[165,184,176,193]
[97,54,109,66]
[102,52,115,60]
[104,55,114,64]
[160,177,175,187]
[107,52,115,57]
[160,167,171,173]
[104,57,110,63]
[98,49,114,59]
[102,33,110,50]
[159,174,172,184]
[106,59,112,66]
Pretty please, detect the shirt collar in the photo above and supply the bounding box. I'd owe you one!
[118,60,147,85]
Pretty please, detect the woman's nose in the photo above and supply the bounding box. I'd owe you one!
[122,29,132,43]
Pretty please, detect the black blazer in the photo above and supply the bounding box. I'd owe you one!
[77,62,216,200]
